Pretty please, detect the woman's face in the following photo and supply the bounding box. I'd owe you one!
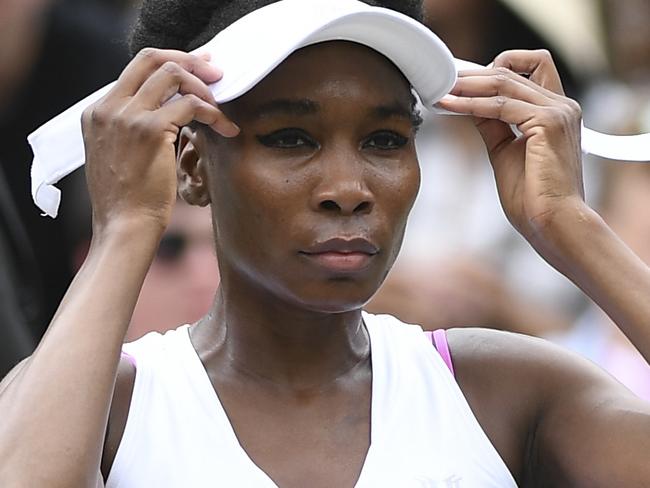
[198,41,420,313]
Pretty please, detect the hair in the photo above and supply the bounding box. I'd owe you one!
[129,0,423,55]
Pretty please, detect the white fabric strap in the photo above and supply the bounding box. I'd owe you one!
[580,126,650,161]
[28,83,114,218]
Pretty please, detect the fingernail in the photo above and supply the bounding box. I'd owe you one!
[211,122,240,138]
[229,122,241,137]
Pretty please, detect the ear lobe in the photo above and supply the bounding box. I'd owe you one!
[177,126,211,207]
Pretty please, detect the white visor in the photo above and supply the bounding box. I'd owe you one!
[27,0,650,218]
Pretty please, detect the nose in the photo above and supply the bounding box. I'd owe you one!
[310,148,374,216]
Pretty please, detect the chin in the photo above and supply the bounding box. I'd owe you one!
[278,279,380,315]
[303,298,369,315]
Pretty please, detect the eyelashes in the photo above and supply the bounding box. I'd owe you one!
[256,128,411,151]
[363,132,409,150]
[256,128,317,149]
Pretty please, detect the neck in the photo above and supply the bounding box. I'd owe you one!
[191,281,370,392]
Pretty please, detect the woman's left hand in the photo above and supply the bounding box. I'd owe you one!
[436,50,585,256]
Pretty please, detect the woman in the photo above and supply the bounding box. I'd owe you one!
[2,0,650,486]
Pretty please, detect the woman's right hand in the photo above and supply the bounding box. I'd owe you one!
[81,48,240,236]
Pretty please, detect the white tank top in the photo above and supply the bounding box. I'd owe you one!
[106,312,517,487]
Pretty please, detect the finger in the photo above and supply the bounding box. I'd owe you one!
[156,95,240,138]
[134,61,217,109]
[437,94,540,128]
[457,67,566,103]
[110,48,222,99]
[492,49,565,95]
[472,118,526,211]
[451,71,555,107]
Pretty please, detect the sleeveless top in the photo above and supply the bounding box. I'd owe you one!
[106,312,517,487]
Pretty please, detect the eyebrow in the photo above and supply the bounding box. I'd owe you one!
[252,99,320,119]
[371,103,414,121]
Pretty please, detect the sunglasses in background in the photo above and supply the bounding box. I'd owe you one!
[155,231,215,264]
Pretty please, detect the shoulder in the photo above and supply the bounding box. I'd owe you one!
[447,326,584,380]
[446,326,627,405]
[362,311,424,336]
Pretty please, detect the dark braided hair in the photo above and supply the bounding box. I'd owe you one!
[129,0,423,55]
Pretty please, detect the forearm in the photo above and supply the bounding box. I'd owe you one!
[0,220,160,486]
[536,201,650,362]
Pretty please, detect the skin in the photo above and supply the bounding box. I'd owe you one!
[1,38,650,488]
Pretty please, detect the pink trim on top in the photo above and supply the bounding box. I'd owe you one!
[425,330,455,377]
[121,351,137,368]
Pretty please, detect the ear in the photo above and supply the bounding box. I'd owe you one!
[177,126,211,207]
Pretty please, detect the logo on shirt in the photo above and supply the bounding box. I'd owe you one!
[443,475,463,488]
[410,475,463,487]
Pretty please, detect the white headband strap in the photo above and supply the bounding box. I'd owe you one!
[435,59,650,163]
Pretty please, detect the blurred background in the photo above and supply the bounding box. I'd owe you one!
[1,0,649,397]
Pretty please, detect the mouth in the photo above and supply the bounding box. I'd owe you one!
[300,238,379,273]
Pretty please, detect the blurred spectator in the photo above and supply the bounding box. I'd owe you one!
[422,0,593,96]
[601,0,650,81]
[0,0,129,343]
[127,200,219,341]
[367,252,571,335]
[70,200,220,342]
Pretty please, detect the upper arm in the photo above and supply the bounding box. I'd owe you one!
[1,355,134,485]
[447,328,650,487]
[532,343,650,486]
[100,355,136,482]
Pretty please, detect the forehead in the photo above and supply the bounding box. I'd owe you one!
[224,41,414,114]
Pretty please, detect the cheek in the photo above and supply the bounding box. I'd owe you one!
[372,156,420,261]
[374,155,421,221]
[210,155,306,261]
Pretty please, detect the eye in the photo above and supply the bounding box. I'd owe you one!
[363,131,409,150]
[256,129,318,149]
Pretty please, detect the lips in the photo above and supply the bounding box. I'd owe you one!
[304,238,379,255]
[301,238,379,273]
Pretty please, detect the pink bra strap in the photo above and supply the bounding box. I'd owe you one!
[121,351,137,368]
[425,329,455,377]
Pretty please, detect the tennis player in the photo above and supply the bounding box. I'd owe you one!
[2,1,650,486]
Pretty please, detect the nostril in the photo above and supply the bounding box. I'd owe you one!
[321,200,340,211]
[354,201,371,213]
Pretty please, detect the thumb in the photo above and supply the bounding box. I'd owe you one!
[473,117,515,158]
[473,117,526,206]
